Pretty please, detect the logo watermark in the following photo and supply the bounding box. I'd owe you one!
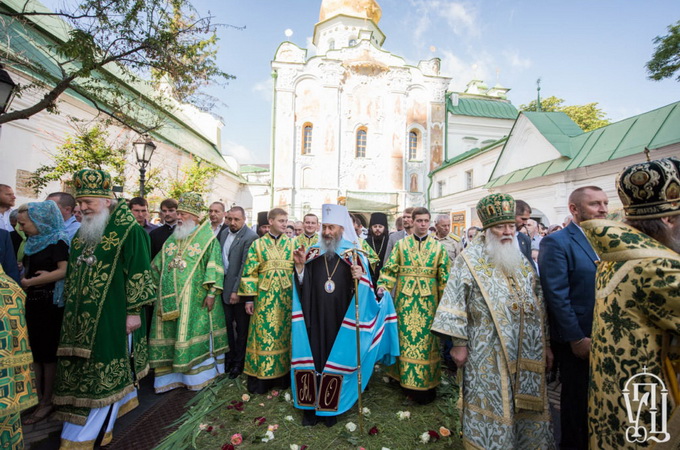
[623,366,670,444]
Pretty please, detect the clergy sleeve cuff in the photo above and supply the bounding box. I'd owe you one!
[452,338,468,346]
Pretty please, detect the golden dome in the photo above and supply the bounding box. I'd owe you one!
[319,0,382,24]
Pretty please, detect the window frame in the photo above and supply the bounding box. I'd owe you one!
[355,127,367,158]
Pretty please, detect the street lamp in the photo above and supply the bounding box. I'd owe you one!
[133,135,156,197]
[0,65,18,115]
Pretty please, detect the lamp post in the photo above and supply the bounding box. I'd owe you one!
[133,135,156,197]
[0,65,18,115]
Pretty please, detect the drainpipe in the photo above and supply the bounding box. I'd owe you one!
[269,70,277,209]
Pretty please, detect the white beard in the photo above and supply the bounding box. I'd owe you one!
[79,207,110,246]
[485,230,523,276]
[174,219,197,241]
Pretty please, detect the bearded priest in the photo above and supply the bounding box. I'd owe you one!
[290,204,399,426]
[149,192,227,393]
[431,193,554,449]
[54,169,156,449]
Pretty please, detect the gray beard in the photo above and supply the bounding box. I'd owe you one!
[79,208,110,246]
[484,231,523,276]
[174,219,197,241]
[320,235,341,259]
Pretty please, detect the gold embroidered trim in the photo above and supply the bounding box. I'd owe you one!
[53,384,136,410]
[59,438,97,449]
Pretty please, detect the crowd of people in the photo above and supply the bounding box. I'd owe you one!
[0,155,678,449]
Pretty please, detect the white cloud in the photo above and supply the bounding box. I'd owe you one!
[408,0,479,42]
[252,78,273,102]
[223,140,257,164]
[503,49,532,69]
[440,49,494,91]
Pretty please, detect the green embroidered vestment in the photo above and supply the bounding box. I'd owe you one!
[378,235,450,390]
[238,234,294,379]
[149,219,227,374]
[54,202,155,425]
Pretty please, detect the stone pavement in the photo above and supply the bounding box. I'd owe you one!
[22,376,195,450]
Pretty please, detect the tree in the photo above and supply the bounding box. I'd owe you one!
[647,20,680,82]
[0,0,236,127]
[519,96,610,132]
[167,158,220,200]
[28,123,164,197]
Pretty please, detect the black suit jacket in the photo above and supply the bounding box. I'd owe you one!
[218,225,258,302]
[516,232,535,269]
[149,224,175,259]
[0,229,19,283]
[538,222,599,342]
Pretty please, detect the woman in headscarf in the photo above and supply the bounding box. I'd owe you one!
[16,201,69,424]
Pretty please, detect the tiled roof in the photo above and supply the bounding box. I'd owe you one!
[486,101,680,188]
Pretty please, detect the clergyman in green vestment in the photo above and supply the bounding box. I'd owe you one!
[432,194,554,449]
[239,208,295,394]
[150,192,227,392]
[53,169,156,449]
[0,265,38,450]
[377,207,450,405]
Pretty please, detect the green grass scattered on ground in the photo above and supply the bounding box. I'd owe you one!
[157,365,464,449]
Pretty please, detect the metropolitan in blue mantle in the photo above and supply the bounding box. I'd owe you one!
[290,204,399,422]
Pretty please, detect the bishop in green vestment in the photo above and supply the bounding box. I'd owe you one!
[239,208,295,394]
[54,170,156,448]
[0,265,37,450]
[581,157,680,449]
[377,207,450,404]
[432,194,554,449]
[150,192,227,393]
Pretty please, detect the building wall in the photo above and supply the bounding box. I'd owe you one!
[271,20,450,218]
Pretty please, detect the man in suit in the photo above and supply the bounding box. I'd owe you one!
[514,199,534,267]
[538,186,608,450]
[383,206,413,265]
[209,201,228,236]
[150,198,178,259]
[219,206,258,378]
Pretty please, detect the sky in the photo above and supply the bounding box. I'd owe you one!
[191,0,679,165]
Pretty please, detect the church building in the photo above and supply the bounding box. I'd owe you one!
[270,0,452,218]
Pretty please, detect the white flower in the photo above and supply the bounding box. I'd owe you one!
[345,422,357,432]
[261,430,275,443]
[396,410,411,420]
[242,393,251,402]
[284,392,292,402]
[285,415,294,422]
[362,407,371,416]
[290,445,299,450]
[420,431,431,443]
[382,448,391,450]
[198,423,208,430]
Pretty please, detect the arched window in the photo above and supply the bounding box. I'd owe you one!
[408,131,418,160]
[302,167,312,188]
[329,40,335,50]
[302,123,312,155]
[355,127,367,158]
[349,38,357,46]
[410,174,419,192]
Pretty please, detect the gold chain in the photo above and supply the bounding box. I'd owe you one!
[324,255,341,281]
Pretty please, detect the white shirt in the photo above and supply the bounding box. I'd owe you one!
[0,209,12,232]
[221,229,237,271]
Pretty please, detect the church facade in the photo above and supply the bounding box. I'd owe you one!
[270,0,451,219]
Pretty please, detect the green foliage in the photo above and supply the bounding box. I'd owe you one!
[167,158,220,199]
[647,20,680,82]
[0,0,238,126]
[28,124,127,194]
[520,96,610,132]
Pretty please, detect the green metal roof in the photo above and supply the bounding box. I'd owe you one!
[447,96,519,120]
[486,101,680,188]
[240,165,269,174]
[1,0,240,178]
[522,112,584,157]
